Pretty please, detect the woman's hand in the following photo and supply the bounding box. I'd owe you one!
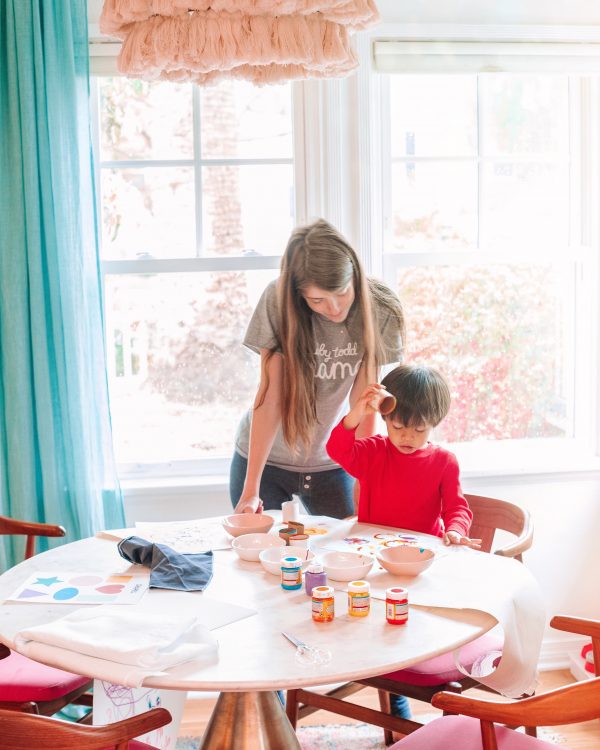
[234,494,264,514]
[443,530,482,549]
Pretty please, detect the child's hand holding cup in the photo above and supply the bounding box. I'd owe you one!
[368,388,397,416]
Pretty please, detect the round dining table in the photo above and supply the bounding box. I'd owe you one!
[0,522,496,749]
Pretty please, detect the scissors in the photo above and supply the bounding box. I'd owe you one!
[281,632,332,665]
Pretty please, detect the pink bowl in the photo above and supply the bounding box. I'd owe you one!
[222,513,275,538]
[376,545,435,576]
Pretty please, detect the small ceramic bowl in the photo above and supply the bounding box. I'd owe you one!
[231,533,285,562]
[258,546,315,576]
[320,550,373,582]
[376,545,435,576]
[222,513,275,538]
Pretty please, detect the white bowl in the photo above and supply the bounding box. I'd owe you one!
[222,513,275,538]
[320,550,373,582]
[231,533,285,562]
[376,545,435,576]
[258,546,316,576]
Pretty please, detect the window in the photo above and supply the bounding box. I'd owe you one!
[92,78,296,475]
[376,69,596,461]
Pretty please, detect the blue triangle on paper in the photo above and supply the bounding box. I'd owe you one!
[18,588,47,599]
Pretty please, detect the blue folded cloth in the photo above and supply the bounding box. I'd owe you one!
[117,536,213,591]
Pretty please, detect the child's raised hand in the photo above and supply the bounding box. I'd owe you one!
[344,384,387,429]
[443,530,482,549]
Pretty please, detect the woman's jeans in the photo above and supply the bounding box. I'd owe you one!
[229,451,355,519]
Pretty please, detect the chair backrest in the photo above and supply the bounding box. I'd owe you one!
[0,707,172,749]
[464,494,533,562]
[0,516,66,561]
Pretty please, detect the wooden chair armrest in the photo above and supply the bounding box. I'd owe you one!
[0,516,66,539]
[432,677,600,726]
[0,707,172,748]
[0,643,10,660]
[493,509,533,558]
[551,615,600,639]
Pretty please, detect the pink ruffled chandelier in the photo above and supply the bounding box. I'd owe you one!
[100,1,380,85]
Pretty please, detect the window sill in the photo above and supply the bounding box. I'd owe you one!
[119,440,600,496]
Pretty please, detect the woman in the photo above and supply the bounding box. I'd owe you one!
[231,218,405,518]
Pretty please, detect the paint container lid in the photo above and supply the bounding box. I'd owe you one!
[312,585,334,599]
[306,562,324,574]
[348,580,370,593]
[386,586,408,601]
[281,556,302,568]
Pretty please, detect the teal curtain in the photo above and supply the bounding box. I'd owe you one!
[0,1,125,568]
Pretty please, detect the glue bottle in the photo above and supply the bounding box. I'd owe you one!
[304,562,327,596]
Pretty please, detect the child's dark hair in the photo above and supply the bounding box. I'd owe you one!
[381,364,450,427]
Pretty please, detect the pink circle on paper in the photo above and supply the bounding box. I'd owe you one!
[96,584,125,594]
[68,576,103,586]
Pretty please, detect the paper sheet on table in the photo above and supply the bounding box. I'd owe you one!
[97,518,232,552]
[316,521,545,698]
[14,592,256,688]
[5,571,148,605]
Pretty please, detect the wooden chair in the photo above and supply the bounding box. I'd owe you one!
[387,615,600,749]
[286,494,534,744]
[0,706,172,749]
[0,515,93,716]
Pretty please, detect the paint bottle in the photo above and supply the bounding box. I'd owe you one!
[280,556,302,590]
[347,580,370,617]
[386,586,408,625]
[304,562,327,596]
[312,585,335,622]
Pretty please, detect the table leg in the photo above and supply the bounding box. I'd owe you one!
[198,690,301,749]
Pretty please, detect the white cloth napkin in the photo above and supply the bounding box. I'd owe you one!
[15,606,218,688]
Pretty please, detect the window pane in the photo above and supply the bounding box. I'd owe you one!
[100,167,195,260]
[390,75,477,157]
[481,162,569,248]
[480,75,569,156]
[201,164,294,255]
[99,79,193,161]
[105,270,278,464]
[200,80,293,159]
[388,162,477,251]
[394,263,572,443]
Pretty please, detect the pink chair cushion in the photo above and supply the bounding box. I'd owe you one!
[390,716,558,749]
[0,651,90,702]
[103,743,160,749]
[382,633,504,687]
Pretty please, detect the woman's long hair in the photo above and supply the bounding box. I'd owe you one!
[259,219,404,452]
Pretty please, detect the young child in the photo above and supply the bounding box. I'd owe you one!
[326,363,480,547]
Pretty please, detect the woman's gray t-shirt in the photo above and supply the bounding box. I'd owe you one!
[234,280,402,472]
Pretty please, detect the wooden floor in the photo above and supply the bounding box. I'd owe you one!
[179,670,600,749]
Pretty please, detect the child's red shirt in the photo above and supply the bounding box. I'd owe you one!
[326,420,472,536]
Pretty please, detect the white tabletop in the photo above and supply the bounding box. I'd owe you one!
[0,530,496,692]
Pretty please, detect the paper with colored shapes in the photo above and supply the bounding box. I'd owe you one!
[6,572,149,605]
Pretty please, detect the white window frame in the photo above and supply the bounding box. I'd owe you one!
[88,55,309,479]
[88,29,600,484]
[351,27,600,476]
